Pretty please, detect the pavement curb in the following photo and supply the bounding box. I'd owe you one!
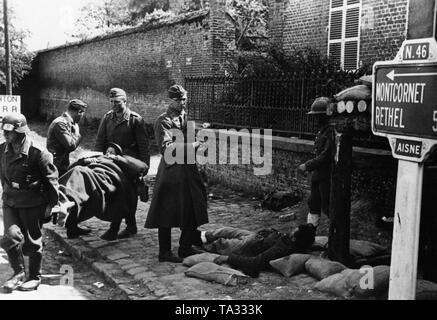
[44,227,136,300]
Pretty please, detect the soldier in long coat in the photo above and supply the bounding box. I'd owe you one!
[145,84,208,263]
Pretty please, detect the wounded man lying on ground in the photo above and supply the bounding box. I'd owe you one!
[52,142,148,240]
[200,224,316,278]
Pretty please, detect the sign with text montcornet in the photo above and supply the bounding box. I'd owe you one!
[372,38,437,162]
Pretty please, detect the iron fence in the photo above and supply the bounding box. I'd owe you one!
[185,75,389,149]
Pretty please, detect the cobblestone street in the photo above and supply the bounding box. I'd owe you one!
[0,216,127,300]
[38,155,338,300]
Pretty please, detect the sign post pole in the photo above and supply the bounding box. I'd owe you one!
[388,160,424,299]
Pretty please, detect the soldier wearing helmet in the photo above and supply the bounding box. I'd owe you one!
[0,113,59,293]
[297,99,333,229]
[94,88,150,241]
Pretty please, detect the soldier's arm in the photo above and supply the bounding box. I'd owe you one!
[304,134,333,172]
[155,117,195,159]
[38,150,59,207]
[134,118,150,168]
[113,155,149,177]
[94,116,107,152]
[53,122,81,151]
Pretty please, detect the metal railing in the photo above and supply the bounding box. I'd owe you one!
[185,75,389,149]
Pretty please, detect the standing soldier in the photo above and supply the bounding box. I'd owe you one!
[47,99,87,176]
[47,99,89,239]
[297,102,333,229]
[145,84,208,263]
[0,113,59,292]
[95,88,150,240]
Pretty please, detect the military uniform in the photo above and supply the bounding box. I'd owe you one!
[95,107,150,238]
[0,135,59,290]
[47,112,82,176]
[304,124,333,217]
[95,109,150,166]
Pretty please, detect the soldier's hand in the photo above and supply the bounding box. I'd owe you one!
[213,255,229,265]
[44,204,53,220]
[297,164,306,172]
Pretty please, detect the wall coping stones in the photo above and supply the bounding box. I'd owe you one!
[36,9,210,54]
[198,126,391,157]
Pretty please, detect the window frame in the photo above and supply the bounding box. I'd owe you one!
[328,0,362,70]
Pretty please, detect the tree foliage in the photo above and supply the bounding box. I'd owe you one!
[0,6,34,89]
[69,0,173,39]
[223,0,268,50]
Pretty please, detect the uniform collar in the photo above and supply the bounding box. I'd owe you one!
[63,112,74,124]
[111,108,131,121]
[167,107,185,120]
[5,135,31,156]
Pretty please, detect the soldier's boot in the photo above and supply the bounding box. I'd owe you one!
[2,247,26,293]
[19,253,42,291]
[100,222,120,241]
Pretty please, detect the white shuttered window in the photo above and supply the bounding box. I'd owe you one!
[328,0,361,70]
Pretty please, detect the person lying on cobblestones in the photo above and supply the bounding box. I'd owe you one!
[53,143,148,240]
[203,224,316,278]
[145,84,208,263]
[0,113,59,293]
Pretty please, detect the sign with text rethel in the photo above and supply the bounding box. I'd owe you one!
[373,64,437,139]
[0,95,21,118]
[372,38,437,163]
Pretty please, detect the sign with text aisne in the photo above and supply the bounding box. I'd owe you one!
[0,95,21,117]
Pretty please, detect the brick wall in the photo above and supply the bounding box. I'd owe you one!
[360,0,408,64]
[31,0,234,127]
[269,0,408,66]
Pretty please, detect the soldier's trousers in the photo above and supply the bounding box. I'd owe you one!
[308,179,330,217]
[1,204,45,277]
[1,204,45,255]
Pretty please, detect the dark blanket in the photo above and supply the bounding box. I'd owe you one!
[59,157,137,223]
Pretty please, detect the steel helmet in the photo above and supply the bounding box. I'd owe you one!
[0,113,29,133]
[308,97,330,115]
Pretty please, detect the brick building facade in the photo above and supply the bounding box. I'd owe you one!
[268,0,408,69]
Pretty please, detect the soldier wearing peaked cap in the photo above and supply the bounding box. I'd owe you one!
[47,99,87,176]
[94,88,150,241]
[145,84,209,263]
[0,113,59,293]
[46,99,90,239]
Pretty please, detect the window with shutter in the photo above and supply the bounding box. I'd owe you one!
[328,0,361,70]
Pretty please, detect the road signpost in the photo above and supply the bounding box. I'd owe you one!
[372,37,437,299]
[0,95,21,119]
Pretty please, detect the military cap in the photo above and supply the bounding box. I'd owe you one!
[1,112,29,133]
[109,88,127,99]
[68,99,88,110]
[168,84,187,100]
[106,142,123,156]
